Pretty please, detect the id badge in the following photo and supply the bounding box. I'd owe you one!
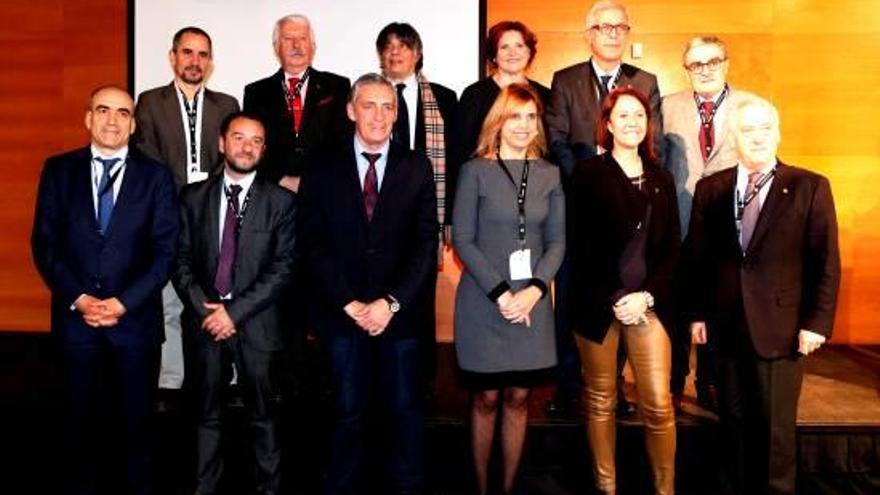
[509,249,533,280]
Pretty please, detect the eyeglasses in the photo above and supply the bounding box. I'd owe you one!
[589,23,631,36]
[685,57,728,74]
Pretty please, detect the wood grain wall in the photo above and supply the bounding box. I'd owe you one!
[2,0,877,344]
[485,0,880,344]
[0,0,127,331]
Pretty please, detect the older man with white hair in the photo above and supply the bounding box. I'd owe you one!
[684,95,840,495]
[244,13,351,192]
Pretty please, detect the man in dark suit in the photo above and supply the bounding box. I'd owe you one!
[375,21,457,392]
[31,85,179,495]
[546,0,661,415]
[685,95,840,495]
[134,26,240,391]
[662,36,756,412]
[173,112,296,495]
[243,13,350,193]
[298,73,438,495]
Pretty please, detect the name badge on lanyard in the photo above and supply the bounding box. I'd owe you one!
[497,154,533,280]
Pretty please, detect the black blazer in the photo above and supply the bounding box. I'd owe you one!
[31,147,180,346]
[134,83,240,190]
[415,81,457,223]
[297,141,439,339]
[684,162,840,358]
[569,153,681,342]
[243,67,351,182]
[173,174,296,352]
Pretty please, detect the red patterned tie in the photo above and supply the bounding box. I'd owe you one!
[362,152,380,221]
[288,77,303,133]
[699,100,715,162]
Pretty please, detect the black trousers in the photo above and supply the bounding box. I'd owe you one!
[59,335,159,495]
[670,317,718,394]
[717,326,804,495]
[190,335,281,495]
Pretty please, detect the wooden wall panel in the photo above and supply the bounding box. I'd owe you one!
[0,0,127,332]
[1,0,877,344]
[488,0,880,344]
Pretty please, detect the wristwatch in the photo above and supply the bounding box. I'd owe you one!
[384,294,401,313]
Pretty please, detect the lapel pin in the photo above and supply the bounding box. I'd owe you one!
[783,187,789,194]
[654,187,660,193]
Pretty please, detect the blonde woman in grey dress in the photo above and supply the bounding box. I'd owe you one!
[453,84,565,495]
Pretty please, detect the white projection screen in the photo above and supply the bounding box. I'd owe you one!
[132,0,483,103]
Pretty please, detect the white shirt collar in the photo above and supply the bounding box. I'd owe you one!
[591,59,621,78]
[90,145,128,163]
[223,169,256,195]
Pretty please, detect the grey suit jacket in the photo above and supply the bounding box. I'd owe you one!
[546,60,662,177]
[173,174,296,352]
[134,83,240,190]
[662,87,755,237]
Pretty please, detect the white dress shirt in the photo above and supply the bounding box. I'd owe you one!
[174,83,207,183]
[735,160,776,246]
[394,73,418,148]
[218,170,256,247]
[354,137,391,190]
[90,144,128,216]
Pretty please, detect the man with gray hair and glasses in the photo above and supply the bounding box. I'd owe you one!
[546,0,661,417]
[662,36,756,413]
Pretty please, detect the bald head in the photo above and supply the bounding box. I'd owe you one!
[85,86,136,154]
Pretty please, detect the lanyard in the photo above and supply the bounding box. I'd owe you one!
[693,84,729,126]
[281,68,310,131]
[735,169,775,221]
[590,63,621,99]
[224,185,251,227]
[95,159,125,197]
[180,88,200,165]
[496,153,530,248]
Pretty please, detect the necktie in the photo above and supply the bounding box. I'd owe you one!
[95,157,120,235]
[393,83,411,149]
[699,100,716,162]
[288,77,304,134]
[362,152,381,221]
[598,75,612,101]
[740,172,762,250]
[215,184,242,296]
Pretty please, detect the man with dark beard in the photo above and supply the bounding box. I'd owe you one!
[134,26,240,392]
[173,112,296,495]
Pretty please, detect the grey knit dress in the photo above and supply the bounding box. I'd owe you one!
[452,157,566,376]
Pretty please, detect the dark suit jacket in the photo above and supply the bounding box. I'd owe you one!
[413,81,457,223]
[569,153,680,343]
[684,162,840,358]
[547,60,662,177]
[134,83,240,190]
[243,67,351,182]
[297,141,438,340]
[173,174,296,352]
[31,147,180,346]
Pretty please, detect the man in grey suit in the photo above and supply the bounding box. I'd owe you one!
[174,111,296,495]
[545,0,661,415]
[134,26,240,390]
[546,0,662,176]
[662,36,754,411]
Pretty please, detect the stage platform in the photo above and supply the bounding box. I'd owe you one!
[1,334,878,494]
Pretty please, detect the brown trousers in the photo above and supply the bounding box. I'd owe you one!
[575,312,676,494]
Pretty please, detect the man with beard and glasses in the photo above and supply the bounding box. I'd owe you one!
[134,26,240,393]
[173,112,296,495]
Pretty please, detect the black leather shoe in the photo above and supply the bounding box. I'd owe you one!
[697,385,719,412]
[616,386,637,416]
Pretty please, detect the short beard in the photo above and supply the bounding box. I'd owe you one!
[225,154,260,175]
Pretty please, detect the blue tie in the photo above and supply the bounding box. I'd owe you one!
[96,157,120,234]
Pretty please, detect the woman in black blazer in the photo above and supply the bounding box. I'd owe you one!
[569,87,680,495]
